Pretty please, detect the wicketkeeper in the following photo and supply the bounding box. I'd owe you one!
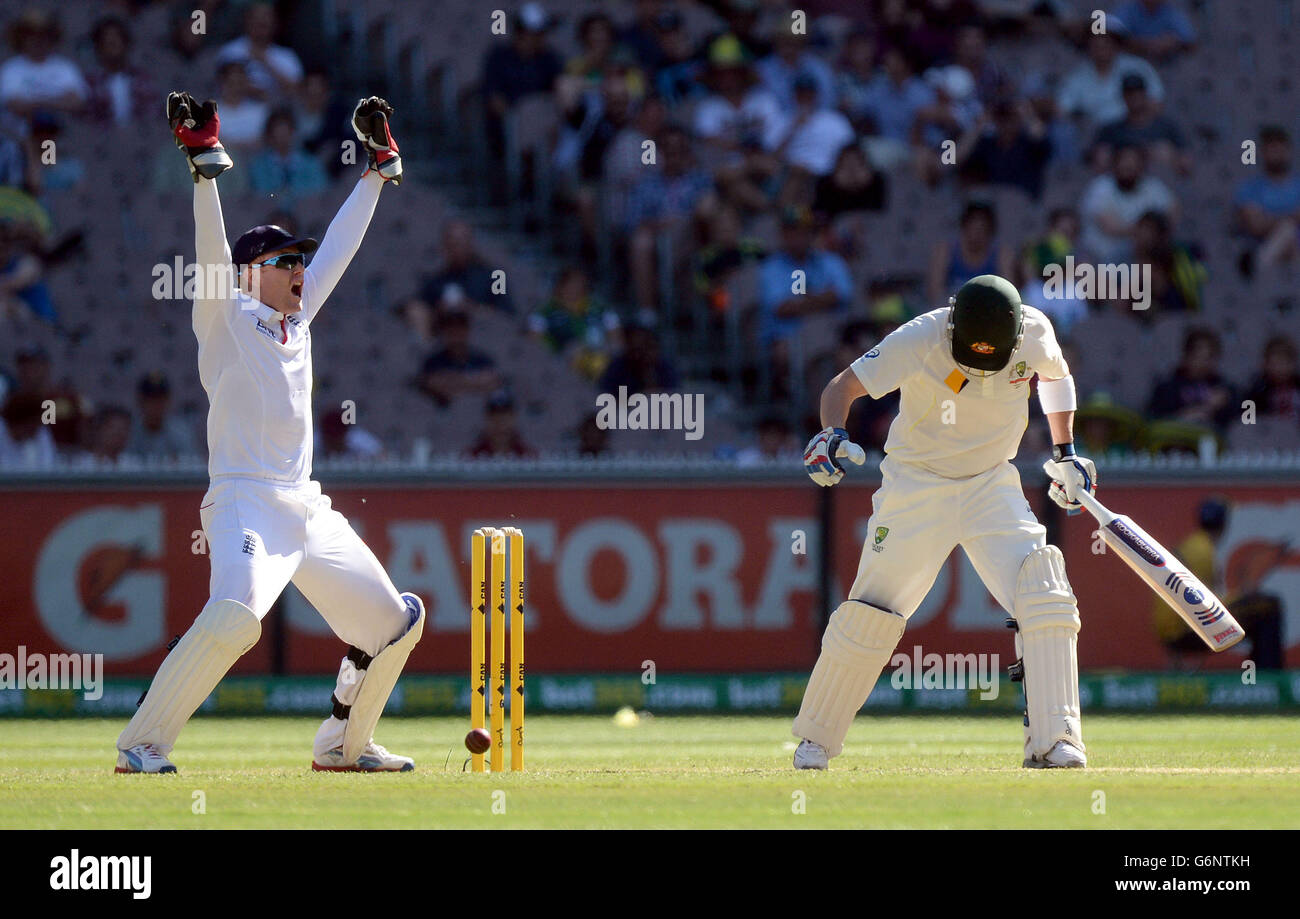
[116,91,421,773]
[795,275,1095,769]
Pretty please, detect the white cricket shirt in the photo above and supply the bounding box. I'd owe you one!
[191,173,382,484]
[850,306,1069,479]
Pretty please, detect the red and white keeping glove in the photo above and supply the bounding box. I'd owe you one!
[353,96,402,185]
[166,91,232,182]
[803,426,866,487]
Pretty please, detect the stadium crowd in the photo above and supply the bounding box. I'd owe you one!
[0,0,1298,469]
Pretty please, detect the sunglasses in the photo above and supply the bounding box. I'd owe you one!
[256,253,306,270]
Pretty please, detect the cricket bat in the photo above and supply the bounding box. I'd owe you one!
[1075,489,1246,652]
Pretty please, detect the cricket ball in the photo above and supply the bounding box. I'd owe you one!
[465,728,492,754]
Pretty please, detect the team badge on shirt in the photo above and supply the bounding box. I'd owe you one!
[1009,360,1032,385]
[872,526,890,553]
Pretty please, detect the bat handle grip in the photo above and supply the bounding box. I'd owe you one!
[1072,487,1112,524]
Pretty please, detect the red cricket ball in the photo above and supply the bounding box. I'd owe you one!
[465,728,492,754]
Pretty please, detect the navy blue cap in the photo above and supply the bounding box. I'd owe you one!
[231,225,318,267]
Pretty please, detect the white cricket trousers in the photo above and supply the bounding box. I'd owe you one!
[850,455,1046,618]
[200,477,408,656]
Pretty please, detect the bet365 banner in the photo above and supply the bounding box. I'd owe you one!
[0,482,1295,674]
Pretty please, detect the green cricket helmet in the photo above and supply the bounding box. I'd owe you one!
[947,274,1024,374]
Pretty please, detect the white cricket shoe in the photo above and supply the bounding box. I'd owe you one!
[1024,740,1087,769]
[793,739,829,770]
[115,743,178,774]
[312,740,415,772]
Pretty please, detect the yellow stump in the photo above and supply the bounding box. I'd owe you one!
[470,528,487,773]
[507,527,525,771]
[489,528,506,773]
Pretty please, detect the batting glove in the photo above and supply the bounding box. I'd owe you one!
[353,96,402,185]
[803,426,866,487]
[166,91,232,182]
[1043,444,1096,516]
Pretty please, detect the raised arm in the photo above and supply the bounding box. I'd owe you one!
[300,173,383,321]
[301,96,403,323]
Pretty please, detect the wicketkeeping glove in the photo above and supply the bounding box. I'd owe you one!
[353,96,402,185]
[166,91,232,182]
[1043,445,1096,516]
[803,426,867,487]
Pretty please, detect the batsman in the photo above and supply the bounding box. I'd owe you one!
[796,275,1094,770]
[115,92,421,773]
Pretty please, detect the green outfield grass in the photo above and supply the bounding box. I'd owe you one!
[2,714,1297,829]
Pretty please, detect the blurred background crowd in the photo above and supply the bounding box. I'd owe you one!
[0,0,1297,469]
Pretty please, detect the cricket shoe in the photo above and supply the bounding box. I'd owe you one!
[115,743,178,774]
[793,739,829,770]
[1023,740,1087,769]
[312,741,414,772]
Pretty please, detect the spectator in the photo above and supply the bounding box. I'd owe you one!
[956,98,1051,199]
[215,2,303,98]
[466,391,537,458]
[836,29,878,130]
[813,145,887,220]
[693,204,766,314]
[1243,336,1300,424]
[87,404,132,464]
[1057,26,1162,127]
[249,108,328,197]
[0,116,36,193]
[1018,208,1087,334]
[914,64,982,154]
[772,73,855,180]
[414,220,514,315]
[127,373,196,460]
[527,266,621,381]
[9,344,87,451]
[0,11,87,119]
[0,390,55,468]
[854,46,934,170]
[1129,210,1204,313]
[555,67,638,250]
[1114,0,1197,61]
[926,201,1013,303]
[317,409,385,461]
[1147,327,1237,433]
[213,60,270,150]
[735,414,799,465]
[1079,143,1176,262]
[602,93,667,226]
[0,221,55,326]
[626,125,716,312]
[692,35,786,155]
[84,17,154,126]
[757,29,836,111]
[558,12,642,102]
[298,68,352,175]
[481,2,562,154]
[1074,392,1143,457]
[599,321,679,394]
[652,11,705,106]
[758,206,853,350]
[1153,499,1283,671]
[952,24,1014,107]
[1235,127,1300,270]
[619,0,668,72]
[418,306,502,407]
[1091,73,1189,175]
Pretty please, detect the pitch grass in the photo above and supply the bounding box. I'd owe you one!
[2,714,1297,829]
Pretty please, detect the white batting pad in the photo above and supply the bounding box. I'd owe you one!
[117,599,261,754]
[1014,546,1084,760]
[792,600,905,758]
[340,593,425,763]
